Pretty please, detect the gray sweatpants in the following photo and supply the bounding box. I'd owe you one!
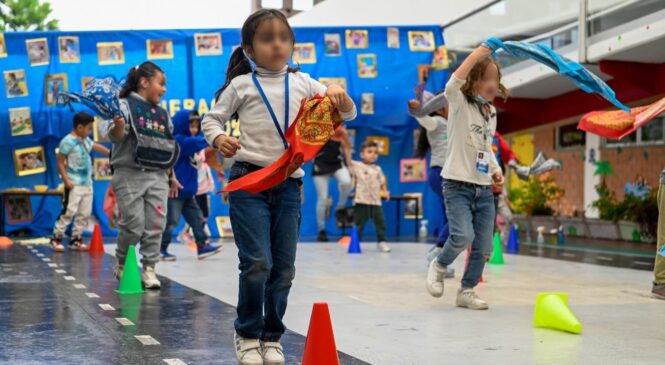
[112,167,169,268]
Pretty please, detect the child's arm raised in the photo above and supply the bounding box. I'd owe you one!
[202,84,242,158]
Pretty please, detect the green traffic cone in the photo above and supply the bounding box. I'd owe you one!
[489,232,504,265]
[115,245,144,294]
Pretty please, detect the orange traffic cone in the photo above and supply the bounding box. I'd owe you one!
[464,247,484,283]
[302,303,340,365]
[89,224,104,255]
[337,236,351,246]
[0,236,12,247]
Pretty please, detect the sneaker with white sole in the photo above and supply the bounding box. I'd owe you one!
[197,244,223,260]
[262,341,285,365]
[456,288,489,310]
[426,247,455,278]
[234,333,263,365]
[50,237,65,252]
[426,259,446,297]
[377,241,391,252]
[141,266,161,289]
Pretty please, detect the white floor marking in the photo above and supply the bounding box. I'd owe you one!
[86,292,100,298]
[135,335,160,345]
[115,317,134,326]
[99,303,115,311]
[163,359,187,365]
[73,284,86,289]
[47,263,58,268]
[63,276,76,281]
[54,269,66,274]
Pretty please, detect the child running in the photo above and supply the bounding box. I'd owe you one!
[425,43,506,310]
[50,112,110,252]
[160,109,223,261]
[108,61,180,289]
[202,9,356,365]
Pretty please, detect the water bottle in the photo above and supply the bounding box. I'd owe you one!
[419,220,429,242]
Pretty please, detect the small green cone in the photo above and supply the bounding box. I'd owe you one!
[489,232,505,265]
[116,245,144,294]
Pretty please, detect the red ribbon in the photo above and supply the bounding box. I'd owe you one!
[224,95,344,194]
[578,96,665,140]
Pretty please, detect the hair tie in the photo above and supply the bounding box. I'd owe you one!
[241,49,257,72]
[134,65,139,71]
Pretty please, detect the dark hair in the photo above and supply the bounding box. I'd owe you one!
[361,140,378,152]
[73,111,94,129]
[119,61,164,98]
[215,9,298,101]
[414,126,430,159]
[460,57,508,103]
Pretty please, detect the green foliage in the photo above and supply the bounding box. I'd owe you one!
[0,0,59,31]
[508,175,564,216]
[592,182,658,239]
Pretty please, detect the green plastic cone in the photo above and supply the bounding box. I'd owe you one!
[115,245,144,294]
[533,293,582,334]
[489,232,504,265]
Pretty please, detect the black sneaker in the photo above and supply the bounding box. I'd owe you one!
[317,230,329,242]
[653,284,665,300]
[69,237,89,252]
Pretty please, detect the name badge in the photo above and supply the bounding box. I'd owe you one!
[476,151,489,174]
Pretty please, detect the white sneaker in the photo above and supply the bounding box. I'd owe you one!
[234,333,263,365]
[141,266,161,289]
[426,259,446,298]
[262,341,285,365]
[456,288,489,310]
[377,241,391,253]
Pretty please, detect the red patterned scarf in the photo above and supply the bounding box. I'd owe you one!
[224,95,344,194]
[578,96,665,140]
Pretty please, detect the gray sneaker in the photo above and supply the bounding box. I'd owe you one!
[426,260,446,297]
[652,284,665,300]
[377,242,391,252]
[456,288,489,310]
[141,266,161,289]
[426,246,455,278]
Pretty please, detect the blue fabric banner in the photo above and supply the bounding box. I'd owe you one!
[0,25,449,239]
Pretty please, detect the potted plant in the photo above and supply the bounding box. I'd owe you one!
[587,161,620,240]
[508,174,564,236]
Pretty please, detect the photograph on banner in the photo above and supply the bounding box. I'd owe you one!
[319,77,347,91]
[45,73,68,106]
[195,33,223,56]
[4,69,28,98]
[387,27,400,48]
[292,42,316,64]
[216,216,233,238]
[58,36,80,63]
[366,136,390,156]
[97,42,125,65]
[404,192,424,219]
[357,54,377,78]
[0,33,7,57]
[147,39,174,60]
[346,29,368,49]
[94,158,112,180]
[324,33,342,56]
[26,38,49,66]
[361,93,374,114]
[417,64,431,83]
[408,31,435,51]
[400,158,428,182]
[10,107,33,137]
[14,146,47,176]
[93,117,111,142]
[81,76,94,91]
[431,45,449,70]
[5,195,33,225]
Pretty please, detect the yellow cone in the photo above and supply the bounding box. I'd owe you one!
[533,293,582,334]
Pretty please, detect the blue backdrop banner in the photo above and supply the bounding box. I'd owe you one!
[0,25,449,239]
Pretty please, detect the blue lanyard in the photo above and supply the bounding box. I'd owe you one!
[251,72,289,149]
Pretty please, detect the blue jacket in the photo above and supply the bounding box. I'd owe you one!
[173,110,209,198]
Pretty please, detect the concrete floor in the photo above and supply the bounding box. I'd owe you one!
[102,240,664,365]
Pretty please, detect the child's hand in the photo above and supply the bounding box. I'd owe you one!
[169,177,183,198]
[326,85,351,112]
[112,115,126,125]
[214,135,241,158]
[64,180,74,190]
[408,100,421,110]
[492,171,505,189]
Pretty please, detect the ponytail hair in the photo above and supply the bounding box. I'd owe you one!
[414,126,430,159]
[214,9,300,101]
[119,61,164,98]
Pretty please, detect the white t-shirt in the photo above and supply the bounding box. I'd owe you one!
[202,66,357,178]
[441,74,500,185]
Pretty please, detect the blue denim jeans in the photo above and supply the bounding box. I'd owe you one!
[436,179,495,289]
[428,166,449,246]
[229,162,302,341]
[161,196,208,250]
